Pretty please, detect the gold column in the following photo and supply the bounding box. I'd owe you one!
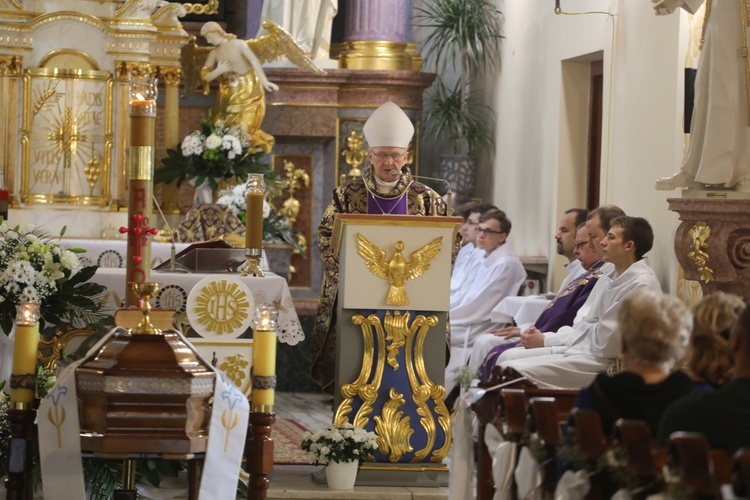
[158,66,182,213]
[0,56,21,200]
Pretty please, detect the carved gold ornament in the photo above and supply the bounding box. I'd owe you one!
[279,159,310,224]
[687,221,714,283]
[183,0,220,15]
[342,130,367,178]
[356,234,443,306]
[334,312,452,463]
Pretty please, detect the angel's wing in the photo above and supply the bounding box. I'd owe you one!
[180,36,212,96]
[356,233,389,280]
[405,237,443,281]
[249,21,327,75]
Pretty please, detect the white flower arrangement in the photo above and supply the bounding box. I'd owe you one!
[301,423,379,466]
[216,183,272,220]
[0,222,107,333]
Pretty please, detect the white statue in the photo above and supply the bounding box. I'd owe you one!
[260,0,338,60]
[654,0,750,191]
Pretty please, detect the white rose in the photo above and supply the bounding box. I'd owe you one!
[60,250,79,270]
[205,134,222,150]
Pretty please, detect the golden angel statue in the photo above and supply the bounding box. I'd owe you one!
[356,234,443,306]
[183,21,326,153]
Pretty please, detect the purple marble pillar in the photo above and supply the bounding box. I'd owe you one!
[345,0,409,42]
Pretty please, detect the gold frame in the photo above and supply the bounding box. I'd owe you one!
[21,67,114,206]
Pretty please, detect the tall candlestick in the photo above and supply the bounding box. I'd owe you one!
[242,174,266,277]
[251,305,277,413]
[121,77,158,306]
[10,302,40,406]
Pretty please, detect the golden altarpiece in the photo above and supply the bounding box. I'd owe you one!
[0,0,190,232]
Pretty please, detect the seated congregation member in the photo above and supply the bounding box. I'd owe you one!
[444,209,527,394]
[571,289,694,435]
[497,215,661,389]
[684,291,744,391]
[472,222,605,380]
[450,203,498,305]
[657,303,750,450]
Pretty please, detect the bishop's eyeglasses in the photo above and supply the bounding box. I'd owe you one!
[369,150,408,161]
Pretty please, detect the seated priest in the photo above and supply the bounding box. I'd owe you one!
[471,221,605,380]
[451,203,499,306]
[311,101,448,391]
[444,209,527,394]
[496,215,661,389]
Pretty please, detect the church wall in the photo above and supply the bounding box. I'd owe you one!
[491,0,691,293]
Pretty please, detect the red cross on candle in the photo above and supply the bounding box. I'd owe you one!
[119,212,158,264]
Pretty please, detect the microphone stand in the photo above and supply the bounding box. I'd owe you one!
[391,169,453,215]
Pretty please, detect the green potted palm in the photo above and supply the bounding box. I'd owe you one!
[415,0,503,194]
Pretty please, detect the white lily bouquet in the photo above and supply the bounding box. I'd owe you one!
[301,423,379,465]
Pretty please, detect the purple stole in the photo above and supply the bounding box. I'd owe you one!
[367,191,408,215]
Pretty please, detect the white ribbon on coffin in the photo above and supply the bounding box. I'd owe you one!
[515,446,544,500]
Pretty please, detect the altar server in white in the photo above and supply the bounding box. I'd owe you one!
[450,203,498,305]
[445,209,527,394]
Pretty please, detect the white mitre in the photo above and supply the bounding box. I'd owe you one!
[363,101,414,148]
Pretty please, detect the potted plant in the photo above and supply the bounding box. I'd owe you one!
[415,0,503,194]
[301,423,379,490]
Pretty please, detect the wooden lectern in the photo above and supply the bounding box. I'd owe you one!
[330,214,462,486]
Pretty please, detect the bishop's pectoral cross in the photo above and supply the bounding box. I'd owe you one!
[48,106,86,196]
[119,213,158,264]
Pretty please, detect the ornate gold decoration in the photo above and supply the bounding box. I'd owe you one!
[38,326,96,371]
[0,55,22,76]
[374,388,413,463]
[339,41,419,71]
[183,0,220,15]
[335,311,451,463]
[115,61,156,81]
[219,354,250,387]
[335,314,386,429]
[341,131,367,178]
[84,151,101,191]
[687,221,714,283]
[158,66,183,87]
[356,234,443,306]
[279,159,310,224]
[193,279,251,334]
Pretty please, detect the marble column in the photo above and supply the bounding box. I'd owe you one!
[339,0,419,70]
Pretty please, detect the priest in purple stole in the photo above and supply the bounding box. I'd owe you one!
[312,102,448,390]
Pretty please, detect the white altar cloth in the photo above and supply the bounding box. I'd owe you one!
[63,238,192,269]
[92,267,304,345]
[490,295,552,327]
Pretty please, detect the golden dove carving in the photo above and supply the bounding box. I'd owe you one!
[356,234,443,306]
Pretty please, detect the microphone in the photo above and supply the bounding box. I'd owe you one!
[390,169,454,215]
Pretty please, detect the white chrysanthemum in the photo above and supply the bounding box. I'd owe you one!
[263,200,271,219]
[60,250,79,270]
[221,135,242,159]
[181,133,205,156]
[204,134,222,150]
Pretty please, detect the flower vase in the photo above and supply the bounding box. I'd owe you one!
[190,178,213,206]
[325,460,358,490]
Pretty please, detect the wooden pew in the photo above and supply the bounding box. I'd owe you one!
[613,419,666,499]
[666,432,728,499]
[734,448,750,497]
[528,397,563,494]
[568,408,611,499]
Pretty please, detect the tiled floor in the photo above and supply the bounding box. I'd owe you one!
[270,392,450,500]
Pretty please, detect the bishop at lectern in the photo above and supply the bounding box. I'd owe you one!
[312,101,448,390]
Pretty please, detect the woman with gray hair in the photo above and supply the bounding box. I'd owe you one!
[570,289,696,435]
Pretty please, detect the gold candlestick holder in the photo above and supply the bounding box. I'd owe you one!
[130,282,162,335]
[241,248,264,277]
